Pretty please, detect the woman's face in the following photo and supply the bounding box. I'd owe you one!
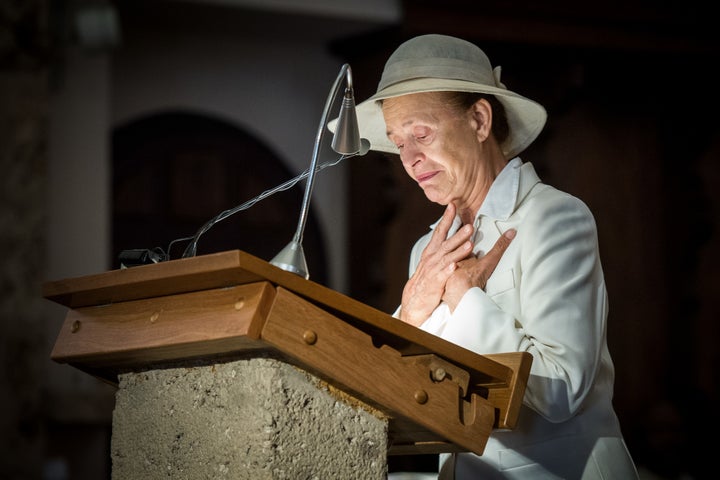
[382,92,486,208]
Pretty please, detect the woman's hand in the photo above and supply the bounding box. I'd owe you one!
[442,228,516,311]
[399,204,474,327]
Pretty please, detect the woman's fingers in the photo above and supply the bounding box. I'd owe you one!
[425,204,456,252]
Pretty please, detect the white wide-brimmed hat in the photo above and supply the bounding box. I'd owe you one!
[349,34,547,159]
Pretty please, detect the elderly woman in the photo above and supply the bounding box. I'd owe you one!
[353,34,638,479]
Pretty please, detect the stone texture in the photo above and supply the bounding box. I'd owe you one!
[111,357,388,480]
[0,67,51,480]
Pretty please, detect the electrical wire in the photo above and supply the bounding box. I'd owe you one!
[174,152,355,260]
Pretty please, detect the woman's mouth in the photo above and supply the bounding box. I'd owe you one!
[416,171,438,184]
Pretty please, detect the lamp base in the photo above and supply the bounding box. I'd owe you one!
[269,240,309,279]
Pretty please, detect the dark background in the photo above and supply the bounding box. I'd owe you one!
[2,1,718,479]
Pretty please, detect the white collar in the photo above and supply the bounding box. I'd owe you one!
[476,156,522,221]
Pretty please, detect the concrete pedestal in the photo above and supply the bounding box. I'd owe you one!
[110,357,388,479]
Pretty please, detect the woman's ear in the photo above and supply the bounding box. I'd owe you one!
[471,98,493,142]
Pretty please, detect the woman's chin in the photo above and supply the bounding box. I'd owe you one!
[421,189,449,206]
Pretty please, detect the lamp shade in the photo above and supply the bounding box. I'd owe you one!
[330,89,361,155]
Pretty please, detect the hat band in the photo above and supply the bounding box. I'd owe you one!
[378,57,497,91]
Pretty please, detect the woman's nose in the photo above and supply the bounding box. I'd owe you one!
[400,143,422,168]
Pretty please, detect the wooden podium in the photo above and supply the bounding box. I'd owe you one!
[43,249,531,459]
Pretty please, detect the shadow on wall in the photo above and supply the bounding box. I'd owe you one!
[630,392,716,480]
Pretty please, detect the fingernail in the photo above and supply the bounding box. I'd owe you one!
[504,229,516,239]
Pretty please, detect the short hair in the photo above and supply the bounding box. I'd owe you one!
[444,92,510,147]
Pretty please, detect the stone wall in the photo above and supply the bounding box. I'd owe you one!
[0,1,52,477]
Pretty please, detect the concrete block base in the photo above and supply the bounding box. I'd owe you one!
[111,357,388,479]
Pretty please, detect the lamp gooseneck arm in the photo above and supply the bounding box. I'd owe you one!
[292,63,352,246]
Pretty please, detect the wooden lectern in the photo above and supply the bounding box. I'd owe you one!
[43,250,531,457]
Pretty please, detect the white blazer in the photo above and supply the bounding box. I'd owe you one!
[404,160,638,479]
